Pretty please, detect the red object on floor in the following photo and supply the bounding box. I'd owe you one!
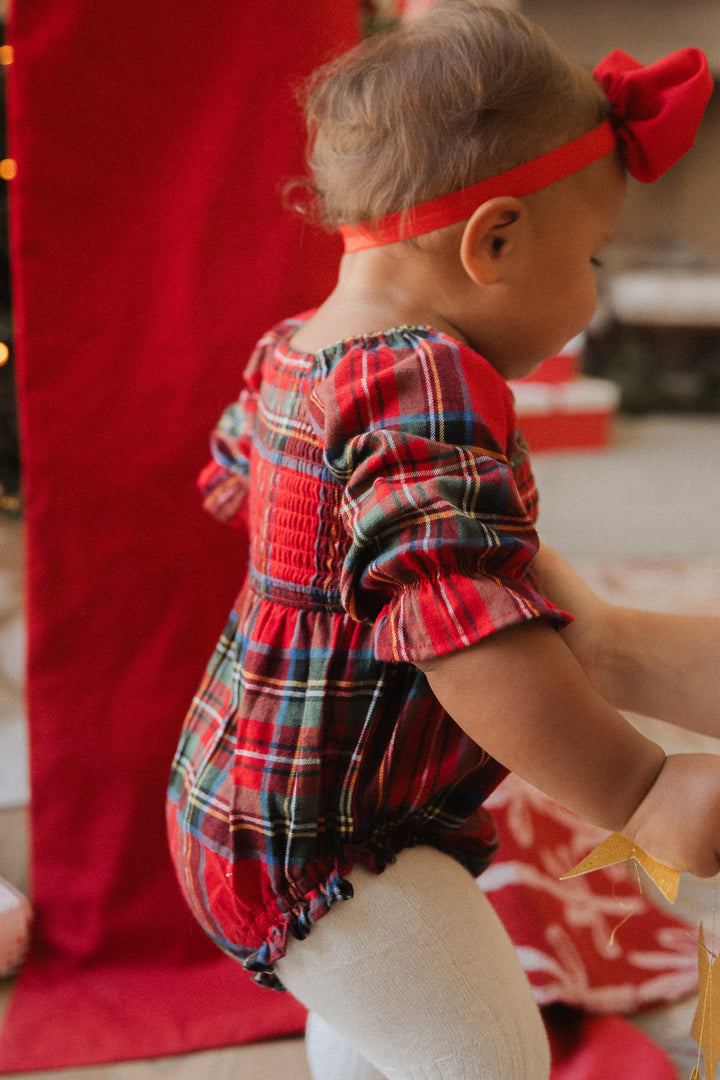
[549,1013,678,1080]
[521,347,581,384]
[512,378,620,451]
[0,0,357,1071]
[516,399,618,451]
[513,336,620,451]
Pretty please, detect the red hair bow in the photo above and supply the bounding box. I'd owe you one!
[593,48,713,182]
[340,46,713,251]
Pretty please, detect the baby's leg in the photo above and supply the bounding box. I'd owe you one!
[305,1011,387,1079]
[276,845,550,1080]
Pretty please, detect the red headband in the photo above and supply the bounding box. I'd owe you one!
[340,47,712,253]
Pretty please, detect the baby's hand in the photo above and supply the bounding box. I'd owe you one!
[623,753,720,877]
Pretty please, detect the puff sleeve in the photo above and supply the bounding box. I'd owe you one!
[308,333,571,663]
[197,347,264,527]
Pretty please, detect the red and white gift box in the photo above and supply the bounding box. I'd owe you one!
[511,335,620,452]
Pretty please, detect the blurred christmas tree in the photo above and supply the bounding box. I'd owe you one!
[0,33,17,517]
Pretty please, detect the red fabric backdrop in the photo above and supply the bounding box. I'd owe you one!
[0,1,358,1070]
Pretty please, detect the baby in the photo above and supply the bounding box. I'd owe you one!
[168,4,714,1076]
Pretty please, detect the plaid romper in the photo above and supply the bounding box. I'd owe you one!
[167,316,569,989]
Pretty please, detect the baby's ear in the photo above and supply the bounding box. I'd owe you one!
[459,196,525,285]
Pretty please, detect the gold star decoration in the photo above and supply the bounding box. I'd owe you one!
[561,831,680,902]
[692,924,720,1080]
[562,834,720,1080]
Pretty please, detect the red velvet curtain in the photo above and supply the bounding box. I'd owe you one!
[0,1,358,1070]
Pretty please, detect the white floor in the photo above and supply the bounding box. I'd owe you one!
[532,414,720,559]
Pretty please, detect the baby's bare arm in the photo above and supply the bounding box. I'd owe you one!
[533,545,720,737]
[418,620,720,875]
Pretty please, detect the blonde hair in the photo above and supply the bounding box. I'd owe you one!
[298,0,608,230]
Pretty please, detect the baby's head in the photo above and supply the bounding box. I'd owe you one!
[295,4,710,374]
[301,1,607,236]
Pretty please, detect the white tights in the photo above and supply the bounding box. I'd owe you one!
[275,846,550,1080]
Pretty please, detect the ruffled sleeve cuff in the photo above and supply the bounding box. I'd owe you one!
[197,458,249,528]
[373,570,572,664]
[197,391,256,527]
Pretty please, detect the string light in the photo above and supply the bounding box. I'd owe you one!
[0,485,20,515]
[0,46,15,515]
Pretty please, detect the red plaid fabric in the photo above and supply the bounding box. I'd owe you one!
[167,316,570,988]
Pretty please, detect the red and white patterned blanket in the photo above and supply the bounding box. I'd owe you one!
[482,772,698,1013]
